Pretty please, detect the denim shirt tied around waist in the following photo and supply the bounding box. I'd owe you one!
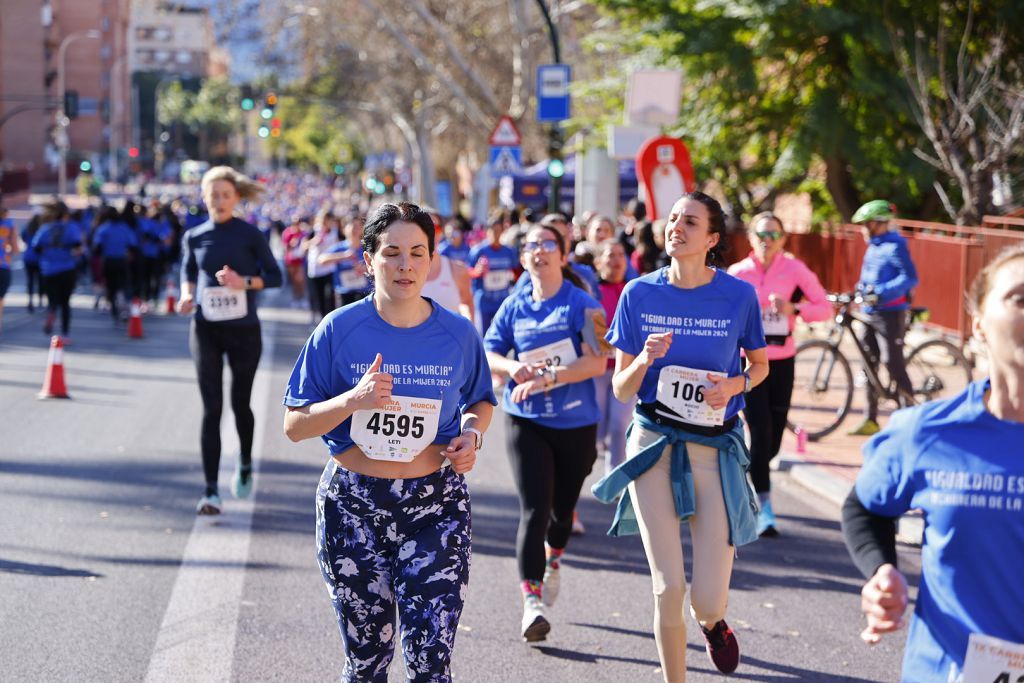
[591,410,759,547]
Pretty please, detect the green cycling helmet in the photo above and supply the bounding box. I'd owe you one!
[852,199,895,224]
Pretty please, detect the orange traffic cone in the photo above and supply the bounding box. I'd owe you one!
[38,335,71,399]
[127,297,144,338]
[165,278,178,315]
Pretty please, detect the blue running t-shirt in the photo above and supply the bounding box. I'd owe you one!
[856,379,1024,683]
[606,267,765,421]
[283,296,497,456]
[93,221,138,260]
[485,281,603,429]
[469,243,518,310]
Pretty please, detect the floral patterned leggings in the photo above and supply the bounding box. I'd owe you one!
[316,462,472,683]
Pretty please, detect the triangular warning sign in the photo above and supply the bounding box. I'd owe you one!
[489,116,522,146]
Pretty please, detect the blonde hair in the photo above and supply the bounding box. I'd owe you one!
[968,243,1024,316]
[200,165,264,201]
[749,211,785,234]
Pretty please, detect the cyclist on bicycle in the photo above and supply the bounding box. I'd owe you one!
[849,200,918,436]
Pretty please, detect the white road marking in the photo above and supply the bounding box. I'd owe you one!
[144,319,277,682]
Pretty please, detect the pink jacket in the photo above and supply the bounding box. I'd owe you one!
[727,252,831,360]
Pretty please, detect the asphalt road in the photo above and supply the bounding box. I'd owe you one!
[0,286,918,682]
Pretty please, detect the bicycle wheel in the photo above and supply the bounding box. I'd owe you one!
[787,340,855,441]
[905,339,972,404]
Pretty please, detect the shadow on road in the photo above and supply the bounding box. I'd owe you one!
[0,557,103,578]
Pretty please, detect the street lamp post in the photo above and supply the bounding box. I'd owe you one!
[57,29,101,197]
[109,55,127,187]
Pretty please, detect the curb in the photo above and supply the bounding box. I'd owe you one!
[775,451,923,547]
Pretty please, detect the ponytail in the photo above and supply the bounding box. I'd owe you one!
[561,264,588,294]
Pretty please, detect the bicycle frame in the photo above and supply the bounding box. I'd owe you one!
[825,298,898,403]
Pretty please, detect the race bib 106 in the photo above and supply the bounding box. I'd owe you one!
[201,286,247,322]
[483,269,512,292]
[655,365,727,427]
[961,633,1024,683]
[762,308,789,337]
[518,337,578,391]
[350,396,442,462]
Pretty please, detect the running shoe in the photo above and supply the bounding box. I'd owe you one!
[232,463,253,500]
[701,619,740,674]
[757,500,779,538]
[542,565,560,607]
[571,510,585,536]
[196,493,222,515]
[847,419,881,437]
[521,595,550,642]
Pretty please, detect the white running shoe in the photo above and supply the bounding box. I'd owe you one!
[542,565,560,607]
[571,510,586,535]
[521,595,550,642]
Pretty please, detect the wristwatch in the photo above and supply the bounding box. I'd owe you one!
[742,371,752,393]
[463,427,483,450]
[243,276,255,289]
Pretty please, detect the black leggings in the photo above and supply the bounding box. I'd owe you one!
[189,318,263,489]
[505,415,597,582]
[43,269,76,335]
[142,256,164,302]
[25,263,43,308]
[307,273,334,319]
[860,309,913,420]
[102,258,129,319]
[743,355,795,494]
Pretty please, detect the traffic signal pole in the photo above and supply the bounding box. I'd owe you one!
[535,0,563,213]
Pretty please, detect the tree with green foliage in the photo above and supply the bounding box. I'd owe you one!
[591,0,949,222]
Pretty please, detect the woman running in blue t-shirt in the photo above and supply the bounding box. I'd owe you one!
[484,224,608,642]
[283,202,496,683]
[593,191,769,679]
[843,244,1024,683]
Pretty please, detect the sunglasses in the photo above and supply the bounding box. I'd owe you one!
[755,230,783,241]
[523,239,560,253]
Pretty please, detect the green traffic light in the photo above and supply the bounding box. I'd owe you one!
[547,158,565,179]
[79,161,92,172]
[241,97,255,111]
[260,107,273,120]
[257,126,270,138]
[334,164,345,174]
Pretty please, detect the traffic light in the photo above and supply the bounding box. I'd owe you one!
[270,117,282,138]
[128,146,139,158]
[79,160,92,172]
[547,158,565,179]
[241,97,255,111]
[257,125,270,139]
[64,90,79,119]
[334,164,345,174]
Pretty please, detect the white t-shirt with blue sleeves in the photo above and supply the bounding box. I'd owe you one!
[855,379,1024,683]
[605,267,765,421]
[484,281,601,429]
[283,296,497,456]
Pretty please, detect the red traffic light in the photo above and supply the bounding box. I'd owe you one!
[271,118,281,129]
[128,146,139,158]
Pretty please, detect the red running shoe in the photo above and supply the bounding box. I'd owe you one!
[701,619,740,674]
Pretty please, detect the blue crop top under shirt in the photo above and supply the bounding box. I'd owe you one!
[283,296,497,456]
[485,280,602,429]
[606,267,766,421]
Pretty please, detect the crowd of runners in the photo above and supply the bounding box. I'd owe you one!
[1,166,1020,683]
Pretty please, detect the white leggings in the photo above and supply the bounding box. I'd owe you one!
[626,423,735,683]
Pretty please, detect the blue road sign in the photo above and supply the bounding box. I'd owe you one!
[489,145,522,177]
[537,64,571,122]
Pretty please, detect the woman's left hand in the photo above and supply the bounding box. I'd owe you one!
[704,373,743,410]
[216,264,244,289]
[445,433,477,474]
